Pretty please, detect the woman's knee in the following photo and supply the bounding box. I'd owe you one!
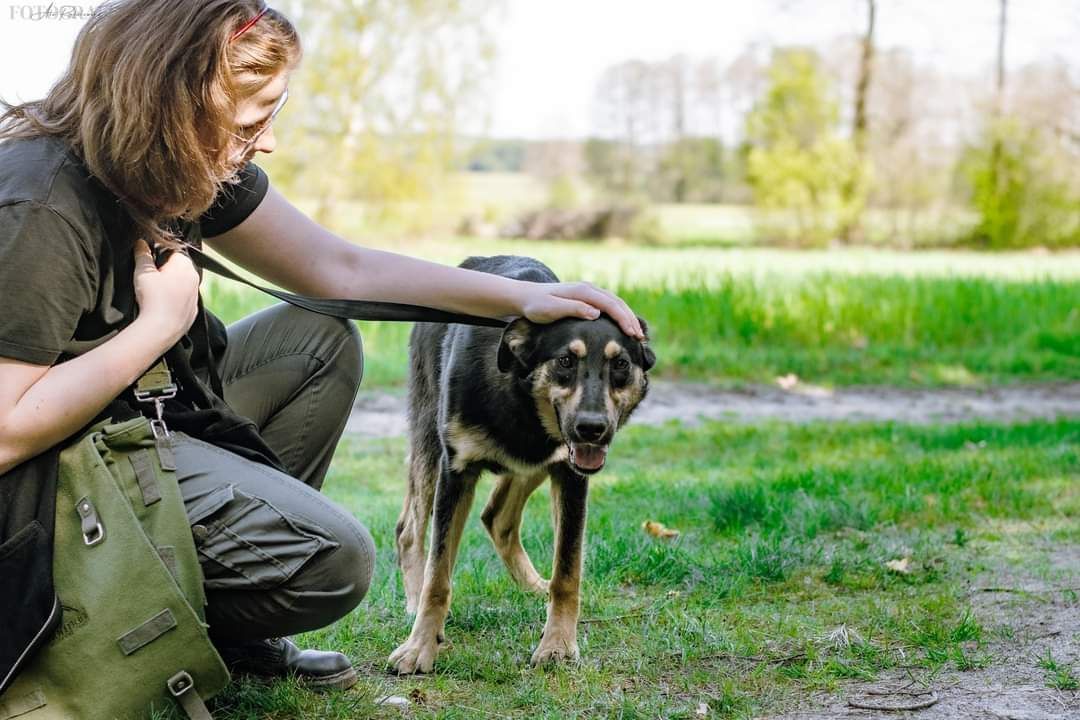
[269,303,364,388]
[312,310,364,392]
[336,318,364,389]
[332,517,376,607]
[287,515,376,627]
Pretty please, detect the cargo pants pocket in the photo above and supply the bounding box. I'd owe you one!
[192,487,340,591]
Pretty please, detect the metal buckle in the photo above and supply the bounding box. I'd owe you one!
[83,522,105,547]
[133,385,177,403]
[150,417,169,440]
[167,670,194,698]
[135,386,176,439]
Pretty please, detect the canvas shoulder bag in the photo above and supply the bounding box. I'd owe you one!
[0,362,229,720]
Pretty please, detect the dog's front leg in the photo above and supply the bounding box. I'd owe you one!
[531,465,588,666]
[390,459,479,674]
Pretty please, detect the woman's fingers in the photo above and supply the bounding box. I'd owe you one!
[557,282,643,339]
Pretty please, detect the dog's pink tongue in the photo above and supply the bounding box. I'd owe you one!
[572,444,608,470]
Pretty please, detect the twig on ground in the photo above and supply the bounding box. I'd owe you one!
[580,604,652,624]
[581,598,671,624]
[847,690,939,712]
[973,585,1080,597]
[864,688,938,697]
[699,651,807,666]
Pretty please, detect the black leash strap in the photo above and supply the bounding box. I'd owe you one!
[184,245,507,328]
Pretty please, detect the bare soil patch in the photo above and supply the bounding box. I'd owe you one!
[761,544,1080,719]
[346,381,1080,438]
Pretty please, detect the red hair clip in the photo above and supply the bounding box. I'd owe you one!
[230,2,269,42]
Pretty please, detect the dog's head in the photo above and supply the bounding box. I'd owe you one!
[497,314,656,475]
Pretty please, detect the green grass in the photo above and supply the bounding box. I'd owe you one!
[196,418,1080,719]
[203,249,1080,388]
[1038,651,1080,691]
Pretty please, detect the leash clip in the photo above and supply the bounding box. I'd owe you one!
[135,385,176,439]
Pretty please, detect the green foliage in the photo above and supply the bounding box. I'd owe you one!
[584,137,641,198]
[626,208,667,245]
[261,0,502,230]
[545,174,582,211]
[963,117,1080,249]
[461,138,528,172]
[745,49,868,247]
[654,137,729,203]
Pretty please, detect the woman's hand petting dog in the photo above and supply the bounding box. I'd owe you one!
[516,280,645,340]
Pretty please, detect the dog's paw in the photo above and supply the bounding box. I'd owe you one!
[388,635,440,674]
[530,635,579,667]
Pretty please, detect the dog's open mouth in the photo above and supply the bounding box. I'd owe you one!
[568,443,608,473]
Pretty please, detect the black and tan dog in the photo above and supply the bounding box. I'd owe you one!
[389,255,655,673]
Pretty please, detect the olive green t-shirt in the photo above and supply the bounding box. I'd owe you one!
[0,135,268,371]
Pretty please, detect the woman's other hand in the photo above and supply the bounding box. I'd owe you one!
[517,280,644,340]
[132,238,201,346]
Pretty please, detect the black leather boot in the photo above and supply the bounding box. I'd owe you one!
[219,637,357,690]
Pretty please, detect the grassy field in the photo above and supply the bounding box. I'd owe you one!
[193,418,1080,719]
[202,241,1080,389]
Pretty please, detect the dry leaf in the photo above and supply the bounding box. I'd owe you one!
[885,557,913,574]
[776,373,800,390]
[642,520,680,539]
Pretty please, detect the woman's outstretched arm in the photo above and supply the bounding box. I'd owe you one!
[204,185,645,339]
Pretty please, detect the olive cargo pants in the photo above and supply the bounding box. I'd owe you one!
[170,304,375,643]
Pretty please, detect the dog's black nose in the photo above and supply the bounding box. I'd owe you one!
[574,415,608,442]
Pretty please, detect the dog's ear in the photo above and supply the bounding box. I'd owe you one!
[635,316,656,372]
[497,317,534,373]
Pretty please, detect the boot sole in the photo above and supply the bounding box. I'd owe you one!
[231,665,359,691]
[298,665,358,692]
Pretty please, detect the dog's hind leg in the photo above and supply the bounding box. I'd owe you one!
[390,459,480,674]
[481,473,549,595]
[531,464,588,666]
[395,438,440,615]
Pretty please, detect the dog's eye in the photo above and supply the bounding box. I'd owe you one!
[558,355,575,369]
[613,358,630,371]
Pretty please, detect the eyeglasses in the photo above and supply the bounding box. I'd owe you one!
[228,87,288,160]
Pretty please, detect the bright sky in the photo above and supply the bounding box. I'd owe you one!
[1,0,1077,139]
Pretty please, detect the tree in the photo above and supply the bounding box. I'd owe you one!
[744,48,864,246]
[260,0,502,228]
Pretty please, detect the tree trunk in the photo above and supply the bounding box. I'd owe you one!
[853,0,876,158]
[842,0,876,243]
[987,0,1007,246]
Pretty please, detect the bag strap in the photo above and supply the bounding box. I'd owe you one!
[134,359,177,399]
[185,245,507,328]
[167,671,213,720]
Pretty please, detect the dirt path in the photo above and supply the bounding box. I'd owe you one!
[346,381,1080,438]
[762,544,1080,720]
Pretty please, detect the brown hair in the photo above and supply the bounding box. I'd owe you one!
[0,0,301,249]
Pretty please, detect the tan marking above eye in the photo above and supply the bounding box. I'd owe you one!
[568,339,587,358]
[604,340,624,359]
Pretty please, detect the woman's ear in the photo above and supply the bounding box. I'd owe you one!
[497,317,534,373]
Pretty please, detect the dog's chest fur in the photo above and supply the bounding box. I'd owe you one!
[444,418,567,475]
